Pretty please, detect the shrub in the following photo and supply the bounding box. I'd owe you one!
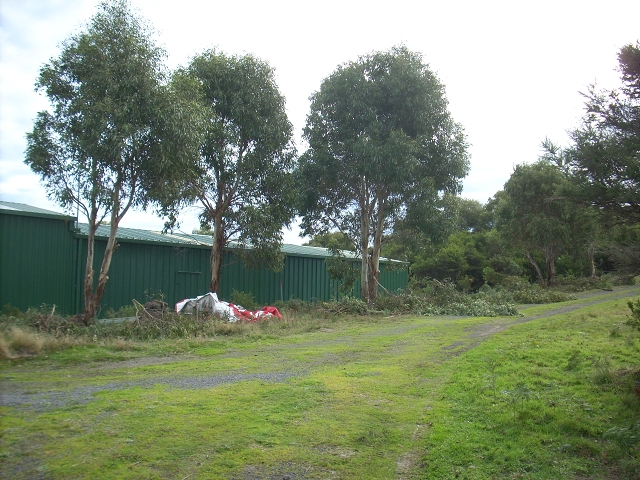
[374,280,521,317]
[230,290,259,311]
[0,337,15,359]
[626,298,640,332]
[327,296,370,315]
[604,421,640,450]
[474,281,574,304]
[7,327,43,355]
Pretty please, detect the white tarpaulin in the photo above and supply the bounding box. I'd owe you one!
[175,292,282,322]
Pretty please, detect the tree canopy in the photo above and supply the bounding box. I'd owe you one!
[566,42,640,224]
[162,50,296,294]
[297,46,469,302]
[25,0,203,322]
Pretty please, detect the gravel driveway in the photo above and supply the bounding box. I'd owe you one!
[2,286,639,412]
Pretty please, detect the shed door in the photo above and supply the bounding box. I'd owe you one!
[175,271,203,304]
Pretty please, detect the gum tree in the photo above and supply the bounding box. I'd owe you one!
[297,46,469,302]
[25,0,203,323]
[163,51,296,294]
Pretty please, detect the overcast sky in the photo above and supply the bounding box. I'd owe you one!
[1,0,638,244]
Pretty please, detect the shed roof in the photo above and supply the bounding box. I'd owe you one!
[76,224,404,263]
[0,201,74,220]
[0,202,406,264]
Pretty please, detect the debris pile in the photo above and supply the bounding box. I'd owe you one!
[175,293,282,322]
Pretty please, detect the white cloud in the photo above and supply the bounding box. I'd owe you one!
[1,0,638,241]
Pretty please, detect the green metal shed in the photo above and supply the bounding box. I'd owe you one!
[0,202,76,313]
[0,202,409,315]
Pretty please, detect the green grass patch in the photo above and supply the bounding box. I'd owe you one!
[1,288,639,478]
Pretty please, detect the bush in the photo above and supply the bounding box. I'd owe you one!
[5,327,43,355]
[230,290,259,311]
[626,298,640,332]
[0,337,15,359]
[375,280,521,317]
[323,296,371,316]
[474,280,574,304]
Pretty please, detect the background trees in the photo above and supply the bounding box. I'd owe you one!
[297,46,469,302]
[566,42,640,224]
[24,4,639,311]
[25,0,202,323]
[162,51,296,294]
[495,161,573,286]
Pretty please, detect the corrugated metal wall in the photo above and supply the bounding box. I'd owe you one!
[0,210,408,316]
[73,238,213,314]
[0,211,75,313]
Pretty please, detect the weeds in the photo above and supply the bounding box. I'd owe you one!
[604,420,640,451]
[627,297,640,332]
[230,290,259,311]
[1,290,640,478]
[565,349,583,371]
[475,281,574,305]
[6,326,44,355]
[591,356,616,387]
[483,357,500,399]
[502,382,532,422]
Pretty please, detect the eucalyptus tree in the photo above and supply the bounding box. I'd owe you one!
[164,51,296,294]
[25,0,203,323]
[297,46,469,302]
[495,161,585,286]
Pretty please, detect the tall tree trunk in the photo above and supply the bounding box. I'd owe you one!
[545,245,556,287]
[367,247,381,302]
[587,244,596,278]
[210,213,225,293]
[525,251,545,286]
[83,207,98,325]
[82,178,134,324]
[83,200,123,323]
[360,210,370,302]
[359,176,371,302]
[546,258,556,286]
[94,212,120,310]
[367,197,385,302]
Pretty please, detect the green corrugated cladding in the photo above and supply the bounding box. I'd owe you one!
[74,240,408,313]
[0,208,75,313]
[73,237,213,314]
[0,204,408,316]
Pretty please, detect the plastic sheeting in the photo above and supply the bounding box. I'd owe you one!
[175,292,282,322]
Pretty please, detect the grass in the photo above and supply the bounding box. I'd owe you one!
[1,289,639,478]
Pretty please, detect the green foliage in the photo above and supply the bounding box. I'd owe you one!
[163,50,296,293]
[230,290,259,311]
[566,42,640,224]
[604,421,640,450]
[475,280,574,304]
[502,382,532,422]
[298,45,469,301]
[456,197,494,232]
[411,231,490,291]
[626,297,640,332]
[304,232,354,251]
[327,296,371,315]
[495,160,594,286]
[1,304,23,318]
[24,0,204,321]
[325,250,359,297]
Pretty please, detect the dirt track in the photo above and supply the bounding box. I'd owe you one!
[2,286,639,412]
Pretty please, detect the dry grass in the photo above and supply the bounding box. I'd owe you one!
[105,338,139,351]
[0,337,15,359]
[6,326,44,355]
